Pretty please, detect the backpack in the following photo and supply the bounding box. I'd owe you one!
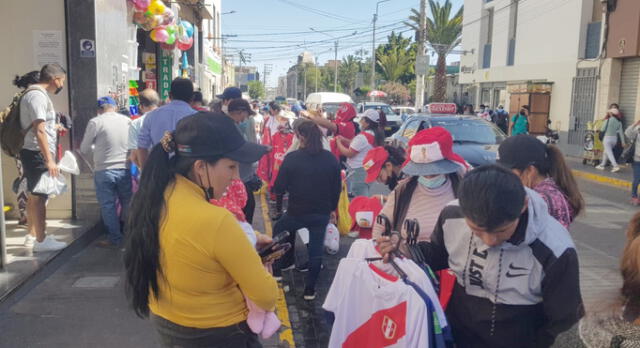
[0,87,41,157]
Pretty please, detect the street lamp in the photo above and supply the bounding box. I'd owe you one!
[372,0,390,91]
[310,28,357,93]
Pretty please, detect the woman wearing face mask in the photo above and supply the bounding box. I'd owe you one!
[335,109,386,197]
[124,114,278,347]
[497,134,584,229]
[362,145,407,191]
[372,127,466,242]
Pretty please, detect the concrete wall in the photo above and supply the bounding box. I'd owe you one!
[0,0,72,219]
[459,0,597,135]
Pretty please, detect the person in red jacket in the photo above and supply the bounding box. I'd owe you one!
[307,103,358,160]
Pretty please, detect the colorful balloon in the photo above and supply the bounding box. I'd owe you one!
[150,28,169,43]
[180,21,194,38]
[133,0,150,11]
[177,37,194,51]
[148,0,166,15]
[165,24,177,35]
[161,8,175,26]
[165,33,176,45]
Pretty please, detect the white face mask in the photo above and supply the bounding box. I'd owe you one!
[418,175,447,189]
[221,104,229,114]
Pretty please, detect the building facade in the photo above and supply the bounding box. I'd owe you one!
[459,0,603,155]
[235,66,260,93]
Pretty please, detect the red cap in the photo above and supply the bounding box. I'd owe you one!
[336,102,356,122]
[363,147,389,183]
[348,196,384,239]
[402,127,467,176]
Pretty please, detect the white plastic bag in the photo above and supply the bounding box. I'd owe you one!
[324,223,340,255]
[33,172,67,196]
[58,151,80,175]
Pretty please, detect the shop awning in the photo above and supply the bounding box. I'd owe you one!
[181,0,213,19]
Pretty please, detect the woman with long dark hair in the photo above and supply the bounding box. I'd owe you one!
[124,114,278,347]
[597,109,626,172]
[336,109,385,197]
[271,119,342,301]
[498,135,584,229]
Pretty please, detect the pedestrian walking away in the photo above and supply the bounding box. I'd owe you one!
[128,88,160,168]
[492,105,509,134]
[625,119,640,205]
[597,108,626,172]
[272,119,342,301]
[18,63,68,252]
[124,114,278,348]
[498,134,585,229]
[336,108,385,197]
[372,127,466,242]
[378,164,584,347]
[136,78,195,167]
[80,96,133,247]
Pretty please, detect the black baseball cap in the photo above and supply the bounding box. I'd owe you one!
[174,112,268,163]
[497,134,547,170]
[216,87,242,100]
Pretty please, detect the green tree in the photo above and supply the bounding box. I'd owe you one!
[375,32,417,85]
[380,82,411,104]
[377,48,412,83]
[339,55,360,94]
[247,80,265,100]
[406,0,462,102]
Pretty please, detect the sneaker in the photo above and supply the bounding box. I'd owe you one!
[612,166,621,173]
[33,235,67,252]
[632,198,640,206]
[273,275,283,282]
[303,288,316,301]
[23,234,36,248]
[281,264,296,272]
[596,165,605,170]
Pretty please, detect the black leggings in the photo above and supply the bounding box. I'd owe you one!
[243,181,256,224]
[151,314,261,348]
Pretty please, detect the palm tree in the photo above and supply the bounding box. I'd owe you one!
[377,48,411,83]
[406,0,462,102]
[339,55,360,94]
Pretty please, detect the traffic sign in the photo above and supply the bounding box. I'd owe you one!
[415,55,429,75]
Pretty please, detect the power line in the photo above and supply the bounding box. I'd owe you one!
[275,0,360,24]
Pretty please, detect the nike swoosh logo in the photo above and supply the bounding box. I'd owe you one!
[508,263,528,271]
[505,272,528,278]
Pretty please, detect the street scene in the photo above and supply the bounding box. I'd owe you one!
[2,0,640,347]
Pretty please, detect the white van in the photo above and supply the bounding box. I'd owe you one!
[305,92,354,118]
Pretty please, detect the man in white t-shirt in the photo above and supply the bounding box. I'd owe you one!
[19,63,67,252]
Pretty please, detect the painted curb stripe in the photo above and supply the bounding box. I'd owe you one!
[571,169,631,190]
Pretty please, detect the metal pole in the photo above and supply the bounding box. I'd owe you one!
[334,41,339,93]
[415,0,427,109]
[303,65,307,100]
[371,12,376,90]
[0,152,6,270]
[315,57,318,93]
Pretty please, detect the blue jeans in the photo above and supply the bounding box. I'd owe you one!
[273,213,330,292]
[347,166,370,197]
[94,169,132,244]
[633,162,640,198]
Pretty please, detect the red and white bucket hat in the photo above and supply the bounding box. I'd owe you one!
[402,127,467,176]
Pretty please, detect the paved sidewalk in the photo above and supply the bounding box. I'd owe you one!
[567,155,633,190]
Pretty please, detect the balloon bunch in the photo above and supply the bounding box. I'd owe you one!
[130,0,194,51]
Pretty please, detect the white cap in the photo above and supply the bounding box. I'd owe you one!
[362,109,380,123]
[278,110,296,120]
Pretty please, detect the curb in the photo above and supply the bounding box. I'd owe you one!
[571,169,631,190]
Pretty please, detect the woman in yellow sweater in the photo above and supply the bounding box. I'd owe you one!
[124,113,278,347]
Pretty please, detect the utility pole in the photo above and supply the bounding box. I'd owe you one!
[334,41,339,92]
[415,0,427,110]
[303,64,307,100]
[372,0,390,92]
[315,57,319,93]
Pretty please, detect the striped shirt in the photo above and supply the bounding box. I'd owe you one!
[373,179,456,242]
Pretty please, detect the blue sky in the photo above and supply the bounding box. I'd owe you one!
[221,0,464,87]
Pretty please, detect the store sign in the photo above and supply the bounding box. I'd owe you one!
[207,56,222,75]
[415,55,429,76]
[427,103,457,114]
[159,53,173,100]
